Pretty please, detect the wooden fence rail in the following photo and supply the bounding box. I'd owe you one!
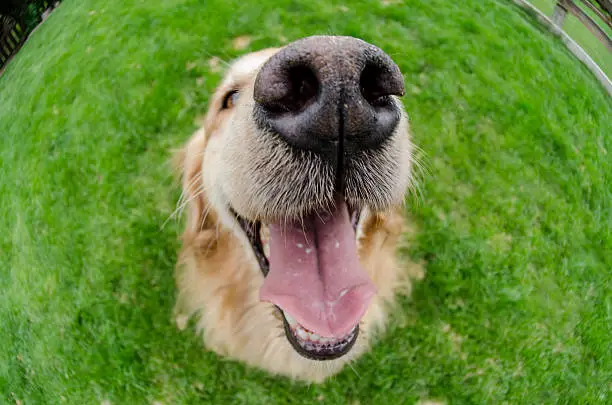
[553,0,612,52]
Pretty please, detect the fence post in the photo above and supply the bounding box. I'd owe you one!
[552,1,569,26]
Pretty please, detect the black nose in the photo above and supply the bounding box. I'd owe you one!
[253,36,405,160]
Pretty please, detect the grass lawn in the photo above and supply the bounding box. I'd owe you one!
[528,0,612,78]
[1,0,611,404]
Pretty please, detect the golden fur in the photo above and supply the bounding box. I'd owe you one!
[173,46,415,383]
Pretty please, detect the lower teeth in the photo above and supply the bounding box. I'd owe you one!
[283,311,354,347]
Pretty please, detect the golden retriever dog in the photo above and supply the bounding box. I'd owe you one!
[174,35,416,383]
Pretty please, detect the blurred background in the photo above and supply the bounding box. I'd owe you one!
[1,1,610,404]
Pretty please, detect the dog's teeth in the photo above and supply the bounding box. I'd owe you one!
[285,314,357,350]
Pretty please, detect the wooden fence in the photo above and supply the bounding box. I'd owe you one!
[0,1,60,71]
[0,15,26,69]
[552,0,612,51]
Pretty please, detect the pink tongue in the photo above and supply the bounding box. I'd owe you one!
[259,201,376,338]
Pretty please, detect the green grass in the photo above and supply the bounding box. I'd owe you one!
[529,0,612,77]
[1,0,611,404]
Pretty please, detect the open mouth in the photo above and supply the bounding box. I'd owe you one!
[233,199,372,361]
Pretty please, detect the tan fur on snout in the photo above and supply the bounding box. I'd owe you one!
[174,44,416,382]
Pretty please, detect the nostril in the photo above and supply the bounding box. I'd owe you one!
[360,63,393,107]
[266,65,319,113]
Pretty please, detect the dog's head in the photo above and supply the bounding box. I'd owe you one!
[179,36,413,366]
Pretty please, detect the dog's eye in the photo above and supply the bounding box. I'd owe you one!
[222,90,240,109]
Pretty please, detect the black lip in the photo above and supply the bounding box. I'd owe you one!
[230,205,363,361]
[280,310,359,361]
[233,211,269,277]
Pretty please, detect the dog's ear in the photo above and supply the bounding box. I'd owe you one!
[176,128,217,236]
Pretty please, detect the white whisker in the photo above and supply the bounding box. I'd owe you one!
[348,361,361,379]
[176,171,203,208]
[161,182,209,230]
[198,200,213,232]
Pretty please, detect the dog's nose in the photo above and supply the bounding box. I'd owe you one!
[253,36,405,159]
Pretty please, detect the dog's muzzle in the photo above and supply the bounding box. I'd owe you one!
[252,36,405,176]
[236,36,408,362]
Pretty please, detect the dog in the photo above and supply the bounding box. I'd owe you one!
[174,35,415,383]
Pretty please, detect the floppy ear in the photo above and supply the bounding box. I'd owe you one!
[175,128,217,237]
